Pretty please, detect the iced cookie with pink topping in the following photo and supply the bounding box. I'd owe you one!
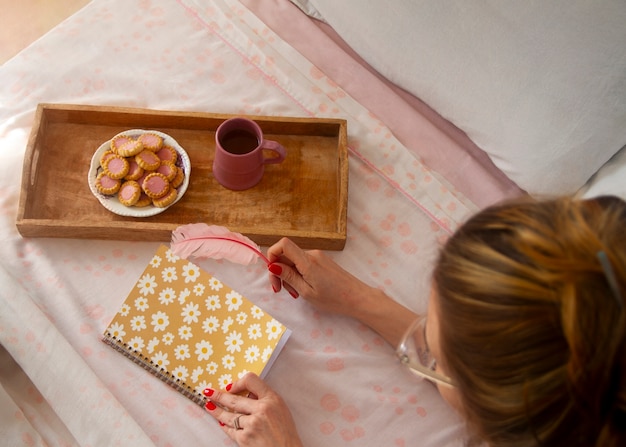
[138,132,163,152]
[135,150,161,171]
[156,145,178,164]
[95,172,121,195]
[156,161,177,182]
[152,188,178,208]
[117,180,141,206]
[117,139,144,157]
[125,159,144,181]
[142,172,170,199]
[110,134,134,154]
[102,154,129,180]
[171,166,185,189]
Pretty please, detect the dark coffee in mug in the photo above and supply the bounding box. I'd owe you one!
[220,129,259,155]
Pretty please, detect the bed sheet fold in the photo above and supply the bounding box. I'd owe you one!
[0,0,474,445]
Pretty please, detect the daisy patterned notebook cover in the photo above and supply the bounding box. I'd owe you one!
[102,245,291,406]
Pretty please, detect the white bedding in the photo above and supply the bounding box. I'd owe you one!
[292,0,626,197]
[0,1,486,446]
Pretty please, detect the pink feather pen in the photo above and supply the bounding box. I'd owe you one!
[170,223,270,266]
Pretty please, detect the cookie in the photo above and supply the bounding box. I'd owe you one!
[110,135,134,153]
[171,166,185,189]
[135,150,161,171]
[125,159,144,181]
[95,172,121,195]
[156,161,177,182]
[102,154,130,180]
[138,132,163,151]
[142,172,170,199]
[117,139,144,157]
[117,180,141,206]
[156,145,178,164]
[134,192,153,208]
[152,188,178,208]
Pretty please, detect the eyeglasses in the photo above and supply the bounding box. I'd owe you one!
[396,315,455,387]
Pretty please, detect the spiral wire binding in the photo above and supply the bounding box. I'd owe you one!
[102,333,207,407]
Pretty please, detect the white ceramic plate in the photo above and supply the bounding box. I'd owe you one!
[88,129,191,217]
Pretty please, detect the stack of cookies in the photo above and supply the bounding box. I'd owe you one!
[94,131,186,208]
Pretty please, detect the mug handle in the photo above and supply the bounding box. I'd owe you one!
[260,140,286,164]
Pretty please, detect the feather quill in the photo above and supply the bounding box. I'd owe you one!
[171,223,269,265]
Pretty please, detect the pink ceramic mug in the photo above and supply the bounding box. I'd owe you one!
[213,118,287,190]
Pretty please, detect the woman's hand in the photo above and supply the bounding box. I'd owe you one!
[266,238,418,346]
[204,373,303,447]
[266,237,374,318]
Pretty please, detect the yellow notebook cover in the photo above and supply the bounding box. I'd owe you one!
[102,245,291,405]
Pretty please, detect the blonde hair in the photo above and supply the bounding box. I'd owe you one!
[433,196,625,447]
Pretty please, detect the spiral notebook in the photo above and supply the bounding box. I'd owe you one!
[102,245,291,406]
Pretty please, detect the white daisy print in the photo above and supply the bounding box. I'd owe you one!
[195,340,214,361]
[162,332,175,345]
[222,354,236,370]
[217,374,232,388]
[202,316,220,334]
[244,345,260,363]
[151,351,169,368]
[130,315,146,332]
[161,267,177,283]
[225,331,243,353]
[109,322,125,339]
[165,249,179,263]
[262,346,273,362]
[193,283,205,296]
[191,366,204,383]
[250,305,264,319]
[181,302,201,325]
[127,336,145,351]
[149,255,162,268]
[151,311,170,332]
[147,337,159,354]
[205,295,221,311]
[225,291,243,311]
[247,323,262,340]
[208,277,223,291]
[182,263,200,283]
[178,288,191,304]
[235,312,248,325]
[134,296,149,312]
[120,303,130,317]
[237,370,250,380]
[137,273,157,295]
[221,316,234,333]
[158,288,176,305]
[174,344,190,361]
[206,362,218,375]
[266,319,282,340]
[172,365,189,381]
[196,380,213,394]
[178,325,193,340]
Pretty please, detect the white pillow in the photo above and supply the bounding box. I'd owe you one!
[579,144,626,201]
[290,0,626,195]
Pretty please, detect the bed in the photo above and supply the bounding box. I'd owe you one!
[1,1,625,446]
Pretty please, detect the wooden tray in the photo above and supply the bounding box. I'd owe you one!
[17,104,348,250]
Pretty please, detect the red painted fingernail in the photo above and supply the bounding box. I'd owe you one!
[289,290,299,299]
[268,263,282,275]
[203,388,215,397]
[272,284,278,293]
[226,383,233,392]
[205,401,217,411]
[219,421,226,427]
